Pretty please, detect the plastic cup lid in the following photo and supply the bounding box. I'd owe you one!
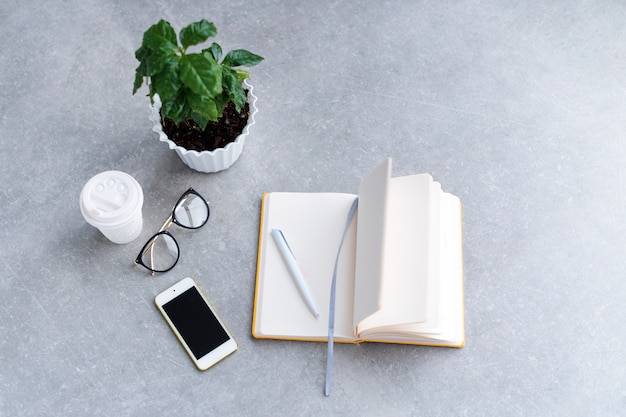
[80,171,143,228]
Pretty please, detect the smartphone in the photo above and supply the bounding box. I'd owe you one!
[155,277,237,370]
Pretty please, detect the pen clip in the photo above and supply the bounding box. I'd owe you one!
[272,229,295,258]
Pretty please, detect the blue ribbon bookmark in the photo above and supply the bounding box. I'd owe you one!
[325,197,359,396]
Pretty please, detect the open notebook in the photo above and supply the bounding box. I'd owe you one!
[253,158,464,347]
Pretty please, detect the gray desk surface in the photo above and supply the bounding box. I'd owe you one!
[1,1,624,415]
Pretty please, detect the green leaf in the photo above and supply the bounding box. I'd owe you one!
[221,49,264,67]
[235,69,250,83]
[180,53,222,98]
[213,92,230,119]
[148,79,156,99]
[179,20,216,50]
[134,45,150,70]
[136,31,177,77]
[202,42,222,62]
[191,112,210,131]
[222,67,246,111]
[133,46,152,92]
[144,47,175,76]
[161,92,188,125]
[151,57,181,101]
[187,89,218,123]
[133,69,144,94]
[143,20,178,53]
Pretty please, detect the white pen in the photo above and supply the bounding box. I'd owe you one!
[271,229,320,318]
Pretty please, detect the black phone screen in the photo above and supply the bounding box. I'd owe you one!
[162,286,230,359]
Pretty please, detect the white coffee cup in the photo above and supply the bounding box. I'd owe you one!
[80,171,144,244]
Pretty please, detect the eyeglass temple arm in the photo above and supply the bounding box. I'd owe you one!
[157,213,175,233]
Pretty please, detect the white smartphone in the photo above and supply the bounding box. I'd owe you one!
[155,277,237,370]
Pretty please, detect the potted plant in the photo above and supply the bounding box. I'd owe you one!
[133,19,263,172]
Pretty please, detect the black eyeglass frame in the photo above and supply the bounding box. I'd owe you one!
[134,188,209,275]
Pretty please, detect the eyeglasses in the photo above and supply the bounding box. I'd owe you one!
[135,188,209,275]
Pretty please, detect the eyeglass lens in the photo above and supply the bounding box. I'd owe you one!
[174,193,209,229]
[140,232,179,273]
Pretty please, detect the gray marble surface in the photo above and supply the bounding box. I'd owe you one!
[1,0,624,415]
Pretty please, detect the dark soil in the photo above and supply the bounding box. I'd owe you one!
[161,94,250,152]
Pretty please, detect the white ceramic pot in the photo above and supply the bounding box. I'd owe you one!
[149,79,258,173]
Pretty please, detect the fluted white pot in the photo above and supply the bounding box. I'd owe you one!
[149,80,258,173]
